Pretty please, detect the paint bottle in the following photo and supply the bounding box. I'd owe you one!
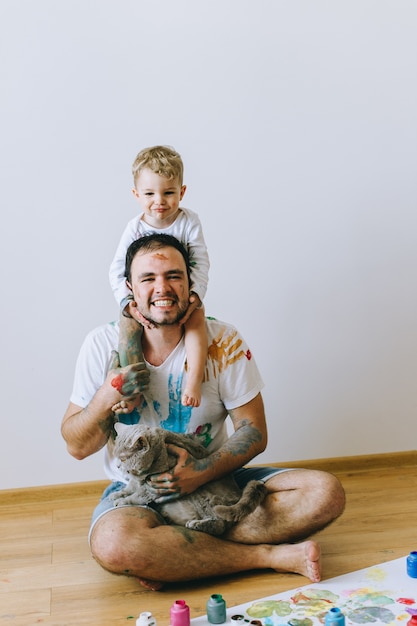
[136,612,156,626]
[406,551,417,578]
[207,594,227,624]
[170,599,190,626]
[325,608,345,626]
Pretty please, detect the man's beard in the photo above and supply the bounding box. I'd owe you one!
[139,300,189,327]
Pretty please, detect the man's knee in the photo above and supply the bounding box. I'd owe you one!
[266,468,345,520]
[314,470,346,519]
[90,519,126,570]
[90,508,160,573]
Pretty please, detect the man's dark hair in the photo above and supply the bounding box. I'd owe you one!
[125,233,191,284]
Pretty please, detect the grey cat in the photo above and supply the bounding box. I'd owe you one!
[111,422,267,536]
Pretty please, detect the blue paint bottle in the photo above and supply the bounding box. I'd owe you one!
[325,608,345,626]
[207,594,227,624]
[407,551,417,578]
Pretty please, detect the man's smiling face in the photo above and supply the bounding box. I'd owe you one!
[127,245,190,326]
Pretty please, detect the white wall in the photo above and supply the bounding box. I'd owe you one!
[1,0,416,489]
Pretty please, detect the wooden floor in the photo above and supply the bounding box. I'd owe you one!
[1,452,416,626]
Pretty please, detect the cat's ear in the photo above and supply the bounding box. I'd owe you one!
[114,422,129,436]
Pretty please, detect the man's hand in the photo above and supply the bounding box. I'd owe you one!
[108,350,150,400]
[148,443,209,503]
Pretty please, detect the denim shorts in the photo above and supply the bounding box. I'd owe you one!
[88,465,294,542]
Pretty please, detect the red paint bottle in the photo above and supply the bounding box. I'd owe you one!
[170,600,190,626]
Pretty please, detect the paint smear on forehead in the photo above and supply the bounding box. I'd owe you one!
[152,252,169,260]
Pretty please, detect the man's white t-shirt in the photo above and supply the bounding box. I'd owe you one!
[70,318,264,483]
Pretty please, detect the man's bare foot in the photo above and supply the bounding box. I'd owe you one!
[135,577,164,591]
[112,396,142,415]
[272,540,321,582]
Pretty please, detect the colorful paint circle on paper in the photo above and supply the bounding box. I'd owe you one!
[247,601,292,618]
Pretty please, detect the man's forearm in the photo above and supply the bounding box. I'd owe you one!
[203,421,266,481]
[199,393,268,484]
[184,393,268,490]
[61,387,116,460]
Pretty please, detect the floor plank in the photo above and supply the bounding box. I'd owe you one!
[1,458,416,626]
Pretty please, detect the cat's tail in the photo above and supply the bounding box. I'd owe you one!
[213,480,267,522]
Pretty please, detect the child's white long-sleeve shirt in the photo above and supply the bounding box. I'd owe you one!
[109,207,210,308]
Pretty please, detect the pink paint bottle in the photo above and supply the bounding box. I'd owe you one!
[170,599,190,626]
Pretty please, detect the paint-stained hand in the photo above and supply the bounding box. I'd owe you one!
[108,350,150,398]
[146,480,181,504]
[149,444,209,503]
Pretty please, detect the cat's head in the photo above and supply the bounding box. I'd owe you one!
[113,423,166,476]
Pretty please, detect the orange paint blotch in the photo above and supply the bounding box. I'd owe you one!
[205,329,248,381]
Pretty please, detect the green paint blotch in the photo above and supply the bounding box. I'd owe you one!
[247,601,292,618]
[347,607,396,624]
[288,620,314,626]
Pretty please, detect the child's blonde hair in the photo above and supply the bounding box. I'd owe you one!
[132,145,184,186]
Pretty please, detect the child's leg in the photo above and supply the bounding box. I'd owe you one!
[182,308,207,407]
[112,314,144,414]
[118,313,144,367]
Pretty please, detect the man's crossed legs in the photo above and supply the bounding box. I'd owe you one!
[89,467,345,589]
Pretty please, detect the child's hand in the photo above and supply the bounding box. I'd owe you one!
[128,300,155,329]
[180,292,203,326]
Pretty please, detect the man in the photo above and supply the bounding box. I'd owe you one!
[62,234,345,590]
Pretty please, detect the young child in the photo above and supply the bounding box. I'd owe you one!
[109,145,210,410]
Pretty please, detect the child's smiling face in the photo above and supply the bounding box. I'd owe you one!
[132,168,186,228]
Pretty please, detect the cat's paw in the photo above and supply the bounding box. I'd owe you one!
[110,496,123,506]
[212,504,236,521]
[185,518,227,536]
[110,492,128,506]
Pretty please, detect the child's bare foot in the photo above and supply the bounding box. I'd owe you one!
[112,395,142,415]
[271,540,321,582]
[182,385,201,407]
